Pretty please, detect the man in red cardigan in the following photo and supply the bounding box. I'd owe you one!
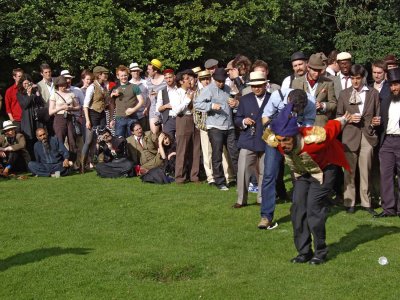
[263,103,351,264]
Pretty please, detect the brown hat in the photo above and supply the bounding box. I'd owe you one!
[384,54,398,65]
[308,54,325,70]
[93,66,109,74]
[54,76,68,87]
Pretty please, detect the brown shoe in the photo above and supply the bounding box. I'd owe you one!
[258,217,272,229]
[233,203,247,208]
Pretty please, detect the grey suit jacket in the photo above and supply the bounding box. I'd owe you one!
[292,75,337,126]
[336,87,380,152]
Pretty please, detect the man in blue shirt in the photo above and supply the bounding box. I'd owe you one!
[28,128,71,177]
[258,88,316,229]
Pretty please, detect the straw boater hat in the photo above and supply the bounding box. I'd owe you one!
[198,70,211,79]
[129,62,142,72]
[60,70,74,78]
[150,59,162,70]
[247,71,267,85]
[1,120,17,132]
[192,66,202,74]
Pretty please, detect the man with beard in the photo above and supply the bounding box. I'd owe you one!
[375,68,400,217]
[263,104,351,264]
[28,128,71,177]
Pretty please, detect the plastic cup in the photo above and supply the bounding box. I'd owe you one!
[54,171,61,178]
[353,113,361,123]
[378,256,388,265]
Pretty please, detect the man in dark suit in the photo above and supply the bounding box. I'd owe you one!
[375,68,400,217]
[336,64,380,215]
[292,53,337,126]
[370,60,391,102]
[233,71,271,208]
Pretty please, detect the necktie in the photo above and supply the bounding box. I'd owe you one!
[344,76,349,89]
[137,137,142,147]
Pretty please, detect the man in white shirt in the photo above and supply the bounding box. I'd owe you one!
[336,52,353,90]
[281,51,308,89]
[172,69,201,184]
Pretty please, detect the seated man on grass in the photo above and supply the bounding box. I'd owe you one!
[0,120,31,177]
[28,128,71,177]
[263,103,351,265]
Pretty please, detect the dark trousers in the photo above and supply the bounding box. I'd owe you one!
[82,110,106,162]
[53,114,77,161]
[208,128,238,186]
[163,117,176,140]
[291,165,338,259]
[379,136,400,215]
[175,115,201,183]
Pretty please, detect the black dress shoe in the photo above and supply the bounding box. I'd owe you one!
[346,206,355,214]
[362,207,378,216]
[309,257,326,265]
[373,211,396,218]
[290,253,313,263]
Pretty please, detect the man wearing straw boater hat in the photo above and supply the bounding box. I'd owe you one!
[292,53,337,126]
[233,71,271,208]
[0,120,31,176]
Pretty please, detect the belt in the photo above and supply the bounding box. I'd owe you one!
[386,134,400,137]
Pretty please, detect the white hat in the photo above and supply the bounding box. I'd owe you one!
[336,52,352,61]
[129,62,142,71]
[247,71,267,85]
[60,70,74,78]
[192,66,201,73]
[2,120,17,131]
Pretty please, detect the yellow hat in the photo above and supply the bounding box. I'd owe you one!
[150,59,162,70]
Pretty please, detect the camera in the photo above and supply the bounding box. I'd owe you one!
[154,120,162,126]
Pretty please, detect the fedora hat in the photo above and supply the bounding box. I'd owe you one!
[212,68,227,81]
[2,120,17,131]
[60,70,74,78]
[129,62,142,72]
[247,71,267,85]
[308,54,325,70]
[387,68,400,83]
[198,70,211,79]
[150,59,162,70]
[336,52,352,61]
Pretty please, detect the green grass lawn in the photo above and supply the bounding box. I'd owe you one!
[1,172,400,299]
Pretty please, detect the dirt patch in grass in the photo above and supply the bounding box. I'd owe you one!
[133,264,205,282]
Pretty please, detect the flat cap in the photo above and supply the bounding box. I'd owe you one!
[336,52,352,61]
[205,58,218,69]
[93,66,109,74]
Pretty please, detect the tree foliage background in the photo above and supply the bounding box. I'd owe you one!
[0,0,399,86]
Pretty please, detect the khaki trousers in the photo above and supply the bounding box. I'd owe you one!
[344,134,374,208]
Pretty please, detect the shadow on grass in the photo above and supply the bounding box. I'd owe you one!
[0,247,93,272]
[329,224,400,260]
